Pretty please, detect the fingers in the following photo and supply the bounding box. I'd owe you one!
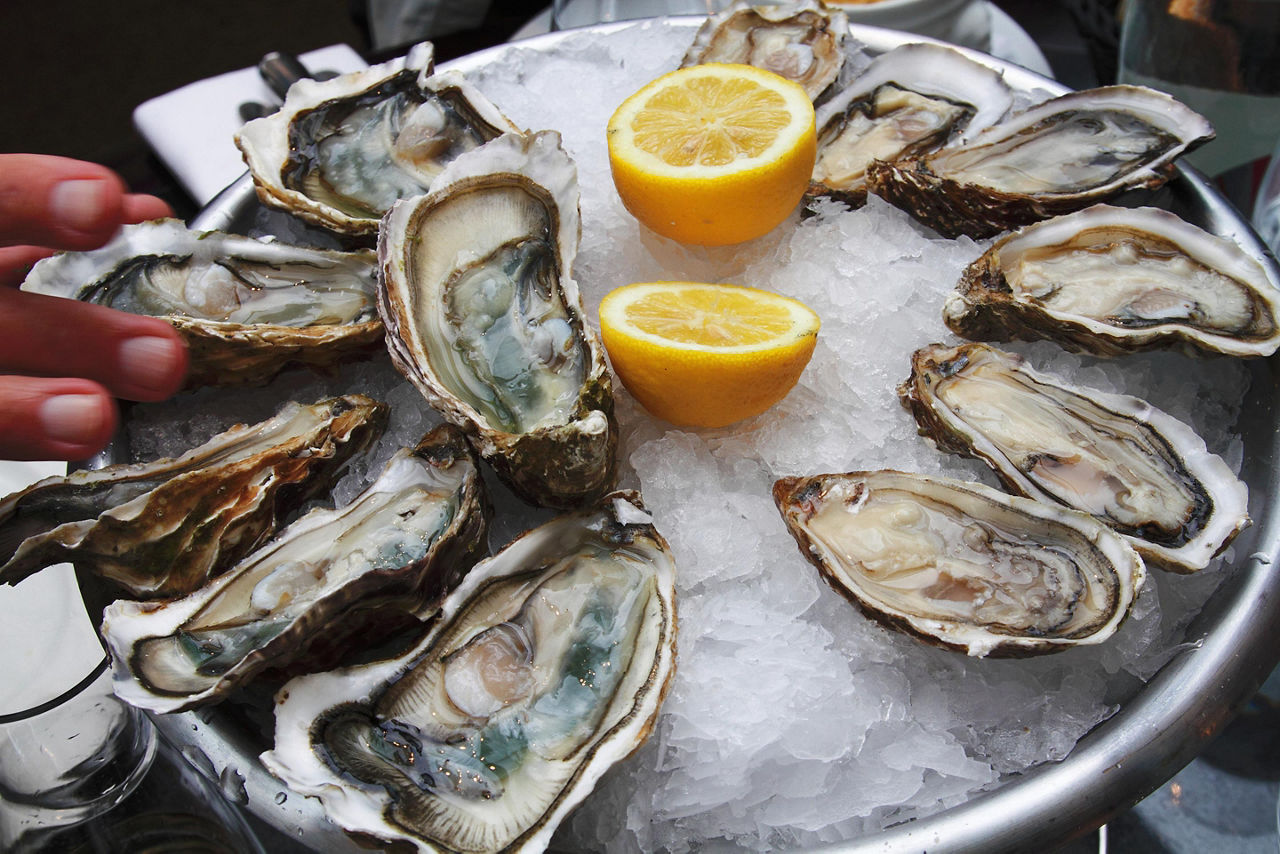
[0,288,188,403]
[0,154,174,252]
[0,376,118,461]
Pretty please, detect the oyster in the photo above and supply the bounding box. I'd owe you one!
[944,204,1280,357]
[21,219,383,388]
[261,491,677,854]
[378,130,618,508]
[809,43,1012,206]
[103,424,490,714]
[900,343,1249,572]
[681,0,851,100]
[773,470,1144,656]
[866,85,1215,237]
[0,396,386,599]
[236,42,520,236]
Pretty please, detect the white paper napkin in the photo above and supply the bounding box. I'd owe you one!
[133,44,368,206]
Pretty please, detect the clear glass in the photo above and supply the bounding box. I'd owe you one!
[1117,0,1280,212]
[0,667,265,853]
[550,0,732,30]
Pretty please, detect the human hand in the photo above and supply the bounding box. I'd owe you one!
[0,154,189,461]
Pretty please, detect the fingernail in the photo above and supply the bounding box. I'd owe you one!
[40,394,108,445]
[119,336,182,394]
[50,179,110,233]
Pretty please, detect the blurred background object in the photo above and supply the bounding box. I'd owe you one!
[1117,0,1280,213]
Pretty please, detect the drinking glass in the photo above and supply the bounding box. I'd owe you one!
[0,656,266,853]
[1117,0,1280,213]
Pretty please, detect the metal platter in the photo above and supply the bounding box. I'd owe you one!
[103,18,1280,854]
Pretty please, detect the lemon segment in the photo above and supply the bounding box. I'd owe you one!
[599,282,820,428]
[607,64,817,246]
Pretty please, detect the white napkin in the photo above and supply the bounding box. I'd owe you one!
[133,44,368,206]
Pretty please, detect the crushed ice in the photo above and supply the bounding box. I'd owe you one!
[122,20,1257,853]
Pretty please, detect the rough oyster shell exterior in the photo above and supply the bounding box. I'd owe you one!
[681,0,851,101]
[774,470,1145,657]
[261,491,677,854]
[236,43,520,237]
[945,204,1280,357]
[378,130,618,508]
[866,85,1214,238]
[21,219,384,388]
[103,423,490,714]
[899,342,1250,572]
[0,396,387,599]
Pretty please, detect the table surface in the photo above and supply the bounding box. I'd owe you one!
[1,2,1276,852]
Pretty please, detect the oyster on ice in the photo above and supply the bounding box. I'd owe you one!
[809,43,1012,206]
[773,470,1144,657]
[0,396,386,599]
[236,42,520,236]
[899,343,1249,572]
[21,219,384,388]
[945,204,1280,357]
[261,491,677,854]
[378,130,618,508]
[103,424,490,714]
[867,85,1214,237]
[681,0,851,100]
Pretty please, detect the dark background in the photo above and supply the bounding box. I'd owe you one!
[0,0,1108,217]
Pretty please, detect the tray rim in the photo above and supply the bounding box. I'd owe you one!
[157,18,1280,854]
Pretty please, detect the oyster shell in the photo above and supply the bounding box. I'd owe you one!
[809,42,1012,206]
[261,491,677,854]
[681,0,851,100]
[945,204,1280,357]
[378,130,618,508]
[0,396,386,599]
[899,343,1249,572]
[102,424,490,714]
[21,219,384,388]
[866,85,1215,237]
[773,470,1144,657]
[236,43,520,236]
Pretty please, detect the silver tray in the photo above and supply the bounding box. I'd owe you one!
[108,19,1280,854]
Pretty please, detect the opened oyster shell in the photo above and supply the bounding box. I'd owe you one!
[681,0,851,100]
[867,85,1214,237]
[809,42,1012,206]
[378,130,618,508]
[900,343,1249,572]
[945,204,1280,357]
[261,491,677,854]
[0,396,386,599]
[236,42,520,236]
[20,218,383,388]
[774,470,1144,657]
[102,424,489,714]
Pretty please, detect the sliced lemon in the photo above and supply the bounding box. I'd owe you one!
[599,281,820,428]
[607,64,817,246]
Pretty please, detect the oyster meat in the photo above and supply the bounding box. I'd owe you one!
[774,470,1144,656]
[900,343,1249,572]
[236,42,520,236]
[867,85,1215,237]
[681,0,851,100]
[809,43,1012,206]
[103,424,490,714]
[261,491,677,854]
[378,130,618,508]
[0,396,386,599]
[945,204,1280,357]
[21,218,384,388]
